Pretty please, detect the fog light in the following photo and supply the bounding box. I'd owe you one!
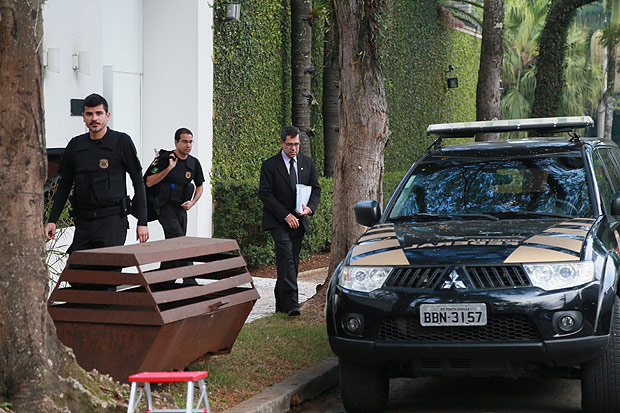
[553,311,582,334]
[559,315,575,332]
[343,313,364,336]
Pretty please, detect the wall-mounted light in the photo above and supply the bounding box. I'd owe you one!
[44,48,61,73]
[72,53,79,71]
[225,4,241,22]
[445,65,458,89]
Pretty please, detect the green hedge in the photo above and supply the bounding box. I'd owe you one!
[212,177,333,267]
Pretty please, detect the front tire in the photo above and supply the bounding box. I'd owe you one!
[339,358,389,413]
[581,296,620,413]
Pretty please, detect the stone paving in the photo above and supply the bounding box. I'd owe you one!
[245,268,328,323]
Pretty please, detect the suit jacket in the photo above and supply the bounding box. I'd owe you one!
[259,151,321,233]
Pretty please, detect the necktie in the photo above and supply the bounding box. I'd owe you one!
[289,158,297,187]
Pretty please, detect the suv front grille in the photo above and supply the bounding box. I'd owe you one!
[378,314,539,342]
[384,267,446,289]
[465,265,530,289]
[383,265,531,290]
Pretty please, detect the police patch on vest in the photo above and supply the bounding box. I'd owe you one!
[185,171,192,179]
[99,159,109,169]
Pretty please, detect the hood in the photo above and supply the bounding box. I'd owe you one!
[347,218,596,266]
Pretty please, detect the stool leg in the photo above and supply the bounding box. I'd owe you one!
[186,380,194,413]
[145,382,153,410]
[196,379,210,413]
[127,382,138,413]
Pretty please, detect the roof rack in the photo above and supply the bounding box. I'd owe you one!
[427,116,594,138]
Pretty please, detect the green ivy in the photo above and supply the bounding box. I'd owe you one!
[211,0,480,265]
[381,1,480,171]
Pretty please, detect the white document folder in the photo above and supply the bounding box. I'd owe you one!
[295,184,312,213]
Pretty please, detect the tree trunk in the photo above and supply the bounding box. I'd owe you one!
[328,0,390,275]
[605,45,616,140]
[475,0,504,142]
[531,0,596,118]
[603,0,620,140]
[291,0,313,156]
[322,1,340,177]
[0,2,124,411]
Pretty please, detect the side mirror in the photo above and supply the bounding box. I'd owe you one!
[354,200,381,227]
[611,193,620,217]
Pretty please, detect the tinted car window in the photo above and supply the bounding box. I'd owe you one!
[593,150,616,214]
[389,153,592,218]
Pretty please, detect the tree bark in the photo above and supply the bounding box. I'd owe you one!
[475,0,504,141]
[322,1,339,177]
[328,0,390,275]
[604,45,616,140]
[531,0,596,118]
[0,2,124,411]
[291,0,313,156]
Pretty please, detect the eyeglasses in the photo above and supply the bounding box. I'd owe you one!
[284,142,300,148]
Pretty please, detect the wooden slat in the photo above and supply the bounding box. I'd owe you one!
[151,273,254,304]
[57,269,145,285]
[144,256,247,284]
[49,289,155,306]
[66,237,240,266]
[48,306,163,325]
[160,289,260,324]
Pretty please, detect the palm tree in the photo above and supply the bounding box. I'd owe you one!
[501,0,605,133]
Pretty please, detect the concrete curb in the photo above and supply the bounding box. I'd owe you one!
[220,357,338,413]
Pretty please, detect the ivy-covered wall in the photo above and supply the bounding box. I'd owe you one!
[211,0,480,265]
[212,1,291,181]
[382,2,481,172]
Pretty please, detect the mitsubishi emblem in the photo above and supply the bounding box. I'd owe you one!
[441,270,466,290]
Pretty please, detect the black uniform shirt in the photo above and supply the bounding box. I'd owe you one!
[48,129,148,226]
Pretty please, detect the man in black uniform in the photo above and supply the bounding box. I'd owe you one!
[259,125,321,316]
[144,127,204,269]
[45,93,149,251]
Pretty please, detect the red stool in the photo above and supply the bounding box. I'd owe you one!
[127,371,210,413]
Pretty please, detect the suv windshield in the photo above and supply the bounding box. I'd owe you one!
[389,153,592,219]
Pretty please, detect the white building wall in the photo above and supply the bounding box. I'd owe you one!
[42,0,104,149]
[143,0,213,238]
[42,0,214,252]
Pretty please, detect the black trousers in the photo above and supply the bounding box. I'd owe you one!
[157,202,195,282]
[67,214,128,290]
[270,226,305,313]
[68,214,128,253]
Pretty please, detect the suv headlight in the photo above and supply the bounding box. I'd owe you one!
[523,261,594,291]
[338,266,393,292]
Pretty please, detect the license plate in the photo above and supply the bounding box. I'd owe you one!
[419,303,487,326]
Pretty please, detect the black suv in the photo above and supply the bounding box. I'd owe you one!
[326,117,620,413]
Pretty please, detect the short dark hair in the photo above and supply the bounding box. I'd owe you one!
[174,127,193,142]
[280,125,300,142]
[83,93,108,112]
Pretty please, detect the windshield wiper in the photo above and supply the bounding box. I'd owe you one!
[491,211,573,219]
[451,213,500,221]
[389,213,455,222]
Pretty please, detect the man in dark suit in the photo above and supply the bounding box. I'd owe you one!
[259,125,321,316]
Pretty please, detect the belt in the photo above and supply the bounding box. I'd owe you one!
[72,204,125,219]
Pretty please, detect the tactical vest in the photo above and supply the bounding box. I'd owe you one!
[71,132,127,209]
[147,150,196,210]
